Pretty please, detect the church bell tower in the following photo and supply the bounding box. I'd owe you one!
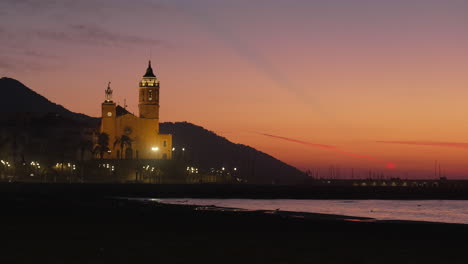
[101,82,116,153]
[138,61,160,119]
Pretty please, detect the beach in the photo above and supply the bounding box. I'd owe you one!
[1,189,468,264]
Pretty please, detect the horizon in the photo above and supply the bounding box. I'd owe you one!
[2,0,468,178]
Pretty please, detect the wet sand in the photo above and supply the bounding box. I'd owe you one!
[1,192,468,264]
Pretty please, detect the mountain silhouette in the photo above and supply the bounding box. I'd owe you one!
[160,122,307,184]
[0,77,96,123]
[0,77,307,184]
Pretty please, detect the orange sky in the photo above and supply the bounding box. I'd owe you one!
[1,0,468,178]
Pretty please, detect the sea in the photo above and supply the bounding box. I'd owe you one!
[158,199,468,225]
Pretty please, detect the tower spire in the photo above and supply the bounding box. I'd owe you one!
[143,60,156,77]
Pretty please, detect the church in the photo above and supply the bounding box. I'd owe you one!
[100,61,172,160]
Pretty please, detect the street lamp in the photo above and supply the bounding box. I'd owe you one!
[151,147,159,152]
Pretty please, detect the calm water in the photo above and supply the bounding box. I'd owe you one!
[160,199,468,224]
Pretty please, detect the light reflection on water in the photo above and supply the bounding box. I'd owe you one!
[160,199,468,224]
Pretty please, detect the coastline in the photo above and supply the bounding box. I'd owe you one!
[157,198,468,225]
[1,192,468,263]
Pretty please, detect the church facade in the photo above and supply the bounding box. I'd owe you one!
[100,61,172,160]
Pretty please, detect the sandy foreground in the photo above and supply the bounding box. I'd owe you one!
[1,193,468,264]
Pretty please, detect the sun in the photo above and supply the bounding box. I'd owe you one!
[386,163,396,169]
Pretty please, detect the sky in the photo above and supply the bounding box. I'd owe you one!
[1,0,468,178]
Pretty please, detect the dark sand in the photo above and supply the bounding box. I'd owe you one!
[1,191,468,264]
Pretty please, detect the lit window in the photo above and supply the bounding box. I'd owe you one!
[149,90,153,101]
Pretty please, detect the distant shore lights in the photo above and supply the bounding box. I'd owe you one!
[0,160,11,167]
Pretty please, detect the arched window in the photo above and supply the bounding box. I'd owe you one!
[148,90,153,101]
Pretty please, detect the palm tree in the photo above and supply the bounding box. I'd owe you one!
[113,135,132,159]
[79,140,94,162]
[94,133,110,160]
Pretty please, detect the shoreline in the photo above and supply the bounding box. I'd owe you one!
[154,198,468,225]
[125,197,378,222]
[153,198,468,226]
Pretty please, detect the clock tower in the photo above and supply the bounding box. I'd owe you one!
[101,82,116,150]
[138,61,159,119]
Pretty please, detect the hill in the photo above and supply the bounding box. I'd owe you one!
[0,77,307,184]
[0,77,97,123]
[160,122,307,184]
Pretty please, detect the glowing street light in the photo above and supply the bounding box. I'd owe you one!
[151,146,159,151]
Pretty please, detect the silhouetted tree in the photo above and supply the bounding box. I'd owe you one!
[94,133,110,159]
[79,139,93,162]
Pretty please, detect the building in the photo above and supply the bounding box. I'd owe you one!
[100,61,172,160]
